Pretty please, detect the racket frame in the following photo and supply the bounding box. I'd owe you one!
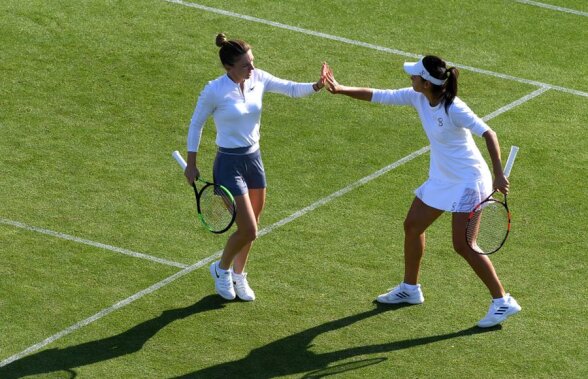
[172,151,237,234]
[192,179,236,234]
[466,190,511,255]
[465,146,518,255]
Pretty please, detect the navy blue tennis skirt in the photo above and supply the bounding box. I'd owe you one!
[213,145,266,196]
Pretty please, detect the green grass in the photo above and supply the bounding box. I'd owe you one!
[1,0,587,378]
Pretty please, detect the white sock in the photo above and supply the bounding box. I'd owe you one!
[493,294,510,305]
[402,282,419,291]
[216,262,230,274]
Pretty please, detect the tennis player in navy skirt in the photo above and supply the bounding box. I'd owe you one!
[184,33,326,301]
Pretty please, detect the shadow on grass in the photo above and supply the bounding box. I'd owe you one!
[0,298,501,379]
[172,302,502,378]
[0,295,229,379]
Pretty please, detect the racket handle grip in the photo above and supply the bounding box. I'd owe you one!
[503,145,519,178]
[172,150,187,170]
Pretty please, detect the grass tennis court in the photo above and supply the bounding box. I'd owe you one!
[1,0,586,377]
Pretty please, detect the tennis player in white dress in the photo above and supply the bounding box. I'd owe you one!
[325,56,521,328]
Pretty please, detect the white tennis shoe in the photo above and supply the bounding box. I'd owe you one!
[232,272,256,301]
[210,261,236,300]
[376,283,424,304]
[477,293,521,328]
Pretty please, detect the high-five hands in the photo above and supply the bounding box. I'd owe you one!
[322,62,341,94]
[313,62,328,91]
[321,62,328,84]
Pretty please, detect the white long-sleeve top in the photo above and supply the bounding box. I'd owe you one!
[372,88,491,183]
[187,69,316,152]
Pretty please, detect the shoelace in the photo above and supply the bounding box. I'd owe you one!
[387,285,411,293]
[218,273,233,290]
[234,275,252,293]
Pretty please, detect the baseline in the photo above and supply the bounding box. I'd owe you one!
[162,0,587,98]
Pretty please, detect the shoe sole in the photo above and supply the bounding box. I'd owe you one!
[376,296,424,305]
[236,294,255,301]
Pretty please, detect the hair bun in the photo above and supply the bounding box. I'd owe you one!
[215,33,228,47]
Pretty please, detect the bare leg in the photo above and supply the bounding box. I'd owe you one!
[452,212,505,299]
[218,192,259,270]
[232,188,266,274]
[403,198,444,285]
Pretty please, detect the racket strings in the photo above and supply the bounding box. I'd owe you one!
[467,201,509,254]
[199,185,235,231]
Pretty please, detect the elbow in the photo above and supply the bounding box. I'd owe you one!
[483,129,496,140]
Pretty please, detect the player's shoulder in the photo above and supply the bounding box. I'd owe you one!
[200,74,231,97]
[447,96,472,114]
[205,74,229,88]
[252,68,272,81]
[450,96,466,107]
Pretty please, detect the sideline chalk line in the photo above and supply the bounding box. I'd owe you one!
[0,218,188,269]
[515,0,588,17]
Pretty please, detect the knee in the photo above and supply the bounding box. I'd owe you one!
[452,237,472,258]
[238,224,258,243]
[453,244,467,257]
[404,217,423,236]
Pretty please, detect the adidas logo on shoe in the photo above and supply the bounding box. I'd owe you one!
[376,283,424,305]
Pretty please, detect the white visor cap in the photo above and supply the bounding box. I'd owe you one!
[404,58,446,86]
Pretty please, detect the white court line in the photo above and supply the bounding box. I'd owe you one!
[0,218,188,269]
[257,147,430,237]
[0,88,547,367]
[482,87,549,121]
[0,254,214,368]
[515,0,588,17]
[162,0,588,98]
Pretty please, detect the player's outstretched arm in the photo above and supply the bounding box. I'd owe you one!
[324,63,373,101]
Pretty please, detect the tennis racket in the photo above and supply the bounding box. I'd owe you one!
[172,151,237,234]
[465,145,519,255]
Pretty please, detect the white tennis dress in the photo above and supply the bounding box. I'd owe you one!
[372,88,493,212]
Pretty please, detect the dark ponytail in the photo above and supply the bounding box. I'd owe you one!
[442,67,458,113]
[422,55,459,113]
[215,33,251,67]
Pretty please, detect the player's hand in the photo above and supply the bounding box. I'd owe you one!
[184,165,200,185]
[320,62,328,86]
[313,62,329,91]
[494,174,510,195]
[324,64,341,94]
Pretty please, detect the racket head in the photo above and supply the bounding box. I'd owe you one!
[195,181,237,234]
[465,197,511,255]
